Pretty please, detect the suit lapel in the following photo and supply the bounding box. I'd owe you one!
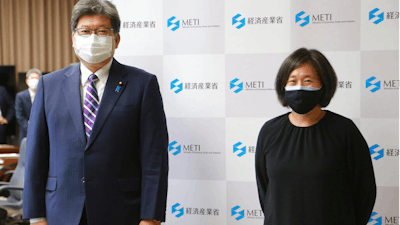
[62,63,86,146]
[85,59,129,150]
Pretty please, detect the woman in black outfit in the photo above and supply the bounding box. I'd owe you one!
[255,48,376,225]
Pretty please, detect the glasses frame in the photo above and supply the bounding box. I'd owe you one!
[74,28,115,37]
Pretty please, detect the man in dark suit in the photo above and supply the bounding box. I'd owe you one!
[23,1,168,225]
[15,69,42,145]
[0,86,14,144]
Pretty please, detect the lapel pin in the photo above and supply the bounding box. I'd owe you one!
[115,81,123,92]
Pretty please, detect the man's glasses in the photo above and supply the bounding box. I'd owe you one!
[74,28,114,37]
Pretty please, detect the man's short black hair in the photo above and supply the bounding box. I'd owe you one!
[275,48,337,107]
[71,0,120,34]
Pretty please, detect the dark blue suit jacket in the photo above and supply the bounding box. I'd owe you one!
[23,59,169,225]
[15,89,32,145]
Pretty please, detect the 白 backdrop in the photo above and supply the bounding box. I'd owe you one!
[111,0,399,224]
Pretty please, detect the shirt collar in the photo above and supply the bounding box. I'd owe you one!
[80,59,113,86]
[28,88,35,98]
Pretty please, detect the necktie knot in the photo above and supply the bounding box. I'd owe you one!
[89,74,98,83]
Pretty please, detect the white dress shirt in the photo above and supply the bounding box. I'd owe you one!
[80,59,112,107]
[30,59,112,224]
[28,88,36,103]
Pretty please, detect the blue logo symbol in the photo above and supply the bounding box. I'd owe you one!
[366,76,381,93]
[168,16,180,31]
[171,79,183,94]
[231,205,245,221]
[230,78,243,93]
[169,141,181,156]
[172,203,184,218]
[233,142,246,157]
[368,212,382,225]
[369,144,384,160]
[369,8,384,24]
[232,14,245,29]
[296,11,310,27]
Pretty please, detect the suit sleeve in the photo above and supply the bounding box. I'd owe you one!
[346,121,376,225]
[23,76,50,219]
[15,94,28,130]
[139,75,169,222]
[255,123,269,213]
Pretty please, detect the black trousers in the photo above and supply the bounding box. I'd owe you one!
[79,206,88,225]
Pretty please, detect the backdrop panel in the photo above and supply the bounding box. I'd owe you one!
[112,0,399,224]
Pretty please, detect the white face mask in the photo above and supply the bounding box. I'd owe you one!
[28,79,39,90]
[74,34,113,63]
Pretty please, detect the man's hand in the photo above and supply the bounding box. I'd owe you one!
[31,221,47,225]
[139,219,161,225]
[0,116,7,125]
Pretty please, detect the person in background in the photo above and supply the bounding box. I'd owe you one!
[15,68,42,145]
[255,48,376,225]
[23,0,168,224]
[0,86,15,144]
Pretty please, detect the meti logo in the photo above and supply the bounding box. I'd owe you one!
[233,142,246,157]
[369,144,384,161]
[368,212,382,225]
[169,141,181,156]
[366,76,381,93]
[369,8,384,24]
[231,205,245,221]
[230,78,243,93]
[168,16,180,31]
[171,79,183,94]
[232,14,245,29]
[295,11,310,27]
[172,203,184,218]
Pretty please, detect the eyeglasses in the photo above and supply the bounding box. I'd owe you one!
[74,28,114,37]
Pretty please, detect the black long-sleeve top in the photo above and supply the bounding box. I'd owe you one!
[255,110,376,225]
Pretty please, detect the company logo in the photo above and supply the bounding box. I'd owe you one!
[369,8,384,24]
[172,203,184,218]
[168,140,218,156]
[229,78,268,94]
[370,144,384,160]
[230,78,268,93]
[175,204,220,217]
[168,16,180,31]
[170,79,219,93]
[169,141,181,156]
[233,14,284,28]
[366,76,381,93]
[231,205,245,221]
[296,11,310,27]
[233,142,246,157]
[168,16,219,30]
[366,76,399,92]
[230,78,243,93]
[171,79,183,94]
[368,212,382,225]
[295,11,355,26]
[232,14,245,29]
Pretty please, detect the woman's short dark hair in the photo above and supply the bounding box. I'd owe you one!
[275,48,337,107]
[71,0,121,34]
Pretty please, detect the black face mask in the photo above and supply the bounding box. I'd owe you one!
[284,86,322,115]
